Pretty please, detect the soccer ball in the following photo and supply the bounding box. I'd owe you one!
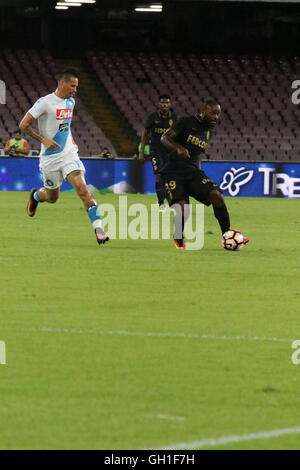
[222,230,245,251]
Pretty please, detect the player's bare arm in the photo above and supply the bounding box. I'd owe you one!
[139,129,150,163]
[161,128,190,159]
[19,113,60,149]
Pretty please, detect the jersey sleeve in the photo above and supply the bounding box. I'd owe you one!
[170,117,188,135]
[28,97,47,119]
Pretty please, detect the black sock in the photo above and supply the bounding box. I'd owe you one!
[173,202,189,240]
[213,204,230,234]
[155,181,165,205]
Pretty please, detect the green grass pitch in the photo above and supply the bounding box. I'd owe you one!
[0,191,300,450]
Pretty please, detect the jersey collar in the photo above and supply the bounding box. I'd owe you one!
[158,110,171,119]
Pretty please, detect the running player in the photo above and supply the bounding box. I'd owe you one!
[139,94,177,210]
[161,98,249,249]
[19,69,109,245]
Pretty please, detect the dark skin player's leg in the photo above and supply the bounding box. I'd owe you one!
[207,188,224,206]
[172,190,229,240]
[172,199,190,240]
[208,189,230,233]
[155,173,165,206]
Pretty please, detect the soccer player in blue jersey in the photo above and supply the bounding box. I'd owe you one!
[19,69,109,245]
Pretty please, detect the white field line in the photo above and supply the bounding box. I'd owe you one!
[145,414,186,422]
[1,325,296,448]
[154,425,300,450]
[0,326,291,344]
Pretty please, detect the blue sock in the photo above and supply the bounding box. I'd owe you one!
[33,190,44,202]
[87,205,102,229]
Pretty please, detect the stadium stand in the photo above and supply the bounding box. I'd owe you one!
[87,51,300,161]
[0,48,117,158]
[1,48,300,161]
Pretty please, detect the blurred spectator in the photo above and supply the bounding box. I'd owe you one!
[133,142,150,160]
[5,130,30,157]
[138,142,150,159]
[97,147,114,159]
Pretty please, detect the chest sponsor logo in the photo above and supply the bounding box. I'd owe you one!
[186,134,208,149]
[56,108,73,120]
[154,127,169,134]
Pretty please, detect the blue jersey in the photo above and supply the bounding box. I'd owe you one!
[28,92,76,159]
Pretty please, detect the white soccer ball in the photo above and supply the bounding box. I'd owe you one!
[222,230,245,251]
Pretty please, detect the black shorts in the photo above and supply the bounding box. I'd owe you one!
[150,153,165,175]
[162,169,220,206]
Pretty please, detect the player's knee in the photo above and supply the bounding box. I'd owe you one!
[172,200,189,215]
[209,189,224,206]
[180,199,189,208]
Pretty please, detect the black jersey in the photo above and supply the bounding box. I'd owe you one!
[144,110,177,156]
[162,115,213,174]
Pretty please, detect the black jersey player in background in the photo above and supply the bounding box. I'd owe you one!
[139,94,177,210]
[161,98,249,249]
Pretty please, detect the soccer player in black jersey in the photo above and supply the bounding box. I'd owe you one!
[139,94,177,210]
[161,98,249,249]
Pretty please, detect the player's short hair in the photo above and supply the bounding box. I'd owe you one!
[204,97,220,107]
[14,129,21,134]
[159,94,171,101]
[57,68,79,81]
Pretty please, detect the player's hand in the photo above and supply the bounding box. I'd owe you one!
[139,153,146,163]
[177,147,190,159]
[41,137,61,149]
